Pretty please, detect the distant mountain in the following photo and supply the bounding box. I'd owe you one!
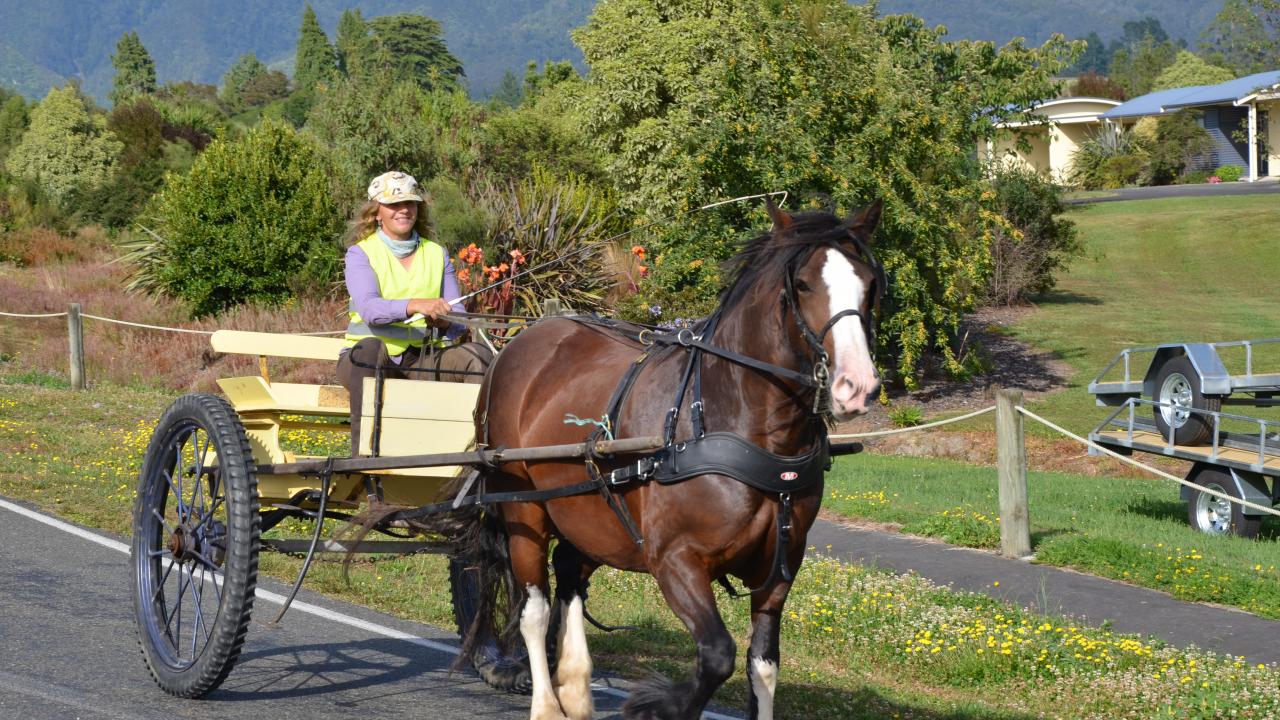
[880,0,1223,48]
[0,0,594,102]
[0,0,1226,103]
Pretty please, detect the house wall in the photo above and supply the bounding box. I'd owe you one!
[983,129,1051,176]
[1264,99,1280,177]
[1050,123,1095,183]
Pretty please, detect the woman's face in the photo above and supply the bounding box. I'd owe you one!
[377,200,418,240]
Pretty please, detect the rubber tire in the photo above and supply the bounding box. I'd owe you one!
[448,558,533,694]
[132,393,260,698]
[1186,467,1262,539]
[1152,355,1220,446]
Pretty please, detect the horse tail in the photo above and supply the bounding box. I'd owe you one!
[448,467,530,692]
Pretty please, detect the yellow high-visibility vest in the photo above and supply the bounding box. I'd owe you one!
[345,233,446,356]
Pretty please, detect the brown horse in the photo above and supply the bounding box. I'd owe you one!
[461,200,884,720]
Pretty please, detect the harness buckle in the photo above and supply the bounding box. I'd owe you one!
[676,328,699,346]
[637,329,653,346]
[812,360,831,415]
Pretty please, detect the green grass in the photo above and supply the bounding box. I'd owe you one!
[3,372,1278,718]
[1016,194,1280,435]
[827,453,1280,618]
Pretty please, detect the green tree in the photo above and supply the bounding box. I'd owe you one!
[110,31,157,107]
[1151,51,1236,91]
[80,99,167,228]
[490,69,523,108]
[336,9,375,80]
[1110,35,1180,97]
[306,76,482,190]
[5,85,122,203]
[295,4,336,93]
[366,14,465,92]
[0,90,29,162]
[220,53,269,112]
[573,0,1073,384]
[1070,31,1112,74]
[142,119,345,316]
[1200,0,1280,75]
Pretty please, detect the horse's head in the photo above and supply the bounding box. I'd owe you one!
[765,199,885,421]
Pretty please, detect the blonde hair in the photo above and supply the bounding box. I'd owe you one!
[344,198,433,247]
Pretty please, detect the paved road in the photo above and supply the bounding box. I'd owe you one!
[0,496,743,720]
[1066,177,1280,205]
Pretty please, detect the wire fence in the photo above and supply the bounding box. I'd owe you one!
[4,305,1278,534]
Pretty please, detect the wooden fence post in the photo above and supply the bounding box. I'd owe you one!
[996,388,1031,558]
[67,302,85,391]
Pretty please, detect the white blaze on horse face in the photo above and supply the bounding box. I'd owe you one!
[821,248,877,419]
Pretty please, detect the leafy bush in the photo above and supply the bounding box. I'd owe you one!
[1143,111,1213,185]
[1070,71,1126,100]
[1215,164,1244,182]
[888,405,924,428]
[1070,130,1145,189]
[984,166,1081,304]
[133,119,345,317]
[0,226,105,266]
[455,169,620,318]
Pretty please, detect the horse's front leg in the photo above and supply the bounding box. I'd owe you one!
[551,541,596,720]
[746,581,791,720]
[507,503,568,720]
[624,548,735,720]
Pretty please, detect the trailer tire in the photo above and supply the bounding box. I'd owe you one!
[449,558,533,694]
[1187,467,1261,539]
[1152,355,1220,445]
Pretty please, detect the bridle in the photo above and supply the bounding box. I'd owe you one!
[779,232,887,415]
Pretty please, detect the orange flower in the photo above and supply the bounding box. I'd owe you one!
[457,268,470,283]
[631,245,647,259]
[498,262,510,273]
[509,249,526,265]
[637,265,649,277]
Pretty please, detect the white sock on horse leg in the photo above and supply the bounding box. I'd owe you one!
[749,657,778,720]
[553,594,594,720]
[521,586,567,720]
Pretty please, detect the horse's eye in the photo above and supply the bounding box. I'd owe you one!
[794,279,811,293]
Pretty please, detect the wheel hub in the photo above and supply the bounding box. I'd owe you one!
[167,519,227,566]
[1160,373,1193,428]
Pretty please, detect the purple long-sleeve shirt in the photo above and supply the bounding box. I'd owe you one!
[345,236,465,344]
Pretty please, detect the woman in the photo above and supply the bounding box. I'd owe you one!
[337,170,487,453]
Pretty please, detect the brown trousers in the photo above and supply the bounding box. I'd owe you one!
[336,337,493,454]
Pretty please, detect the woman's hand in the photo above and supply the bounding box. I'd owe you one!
[407,298,453,327]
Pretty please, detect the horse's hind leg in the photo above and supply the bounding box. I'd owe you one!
[746,582,791,720]
[624,551,735,720]
[507,504,568,720]
[551,542,595,720]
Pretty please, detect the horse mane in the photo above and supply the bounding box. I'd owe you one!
[717,210,851,316]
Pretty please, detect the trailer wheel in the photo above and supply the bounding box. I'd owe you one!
[449,558,533,694]
[132,393,259,698]
[1187,467,1261,539]
[1152,355,1220,445]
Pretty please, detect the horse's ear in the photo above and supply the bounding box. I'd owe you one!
[765,196,793,233]
[846,198,884,241]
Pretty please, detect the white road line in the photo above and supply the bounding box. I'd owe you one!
[0,497,742,720]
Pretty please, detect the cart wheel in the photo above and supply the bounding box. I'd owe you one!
[131,393,260,698]
[449,558,533,694]
[1152,355,1220,445]
[1187,467,1261,539]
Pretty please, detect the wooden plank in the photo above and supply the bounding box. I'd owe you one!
[211,329,347,361]
[360,377,480,423]
[1096,429,1280,472]
[217,376,350,416]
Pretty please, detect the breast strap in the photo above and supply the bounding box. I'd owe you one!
[650,431,829,492]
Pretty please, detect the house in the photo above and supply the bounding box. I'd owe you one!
[1098,70,1280,181]
[977,97,1122,183]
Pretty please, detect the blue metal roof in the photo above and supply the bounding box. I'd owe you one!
[1099,70,1280,120]
[1163,70,1280,108]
